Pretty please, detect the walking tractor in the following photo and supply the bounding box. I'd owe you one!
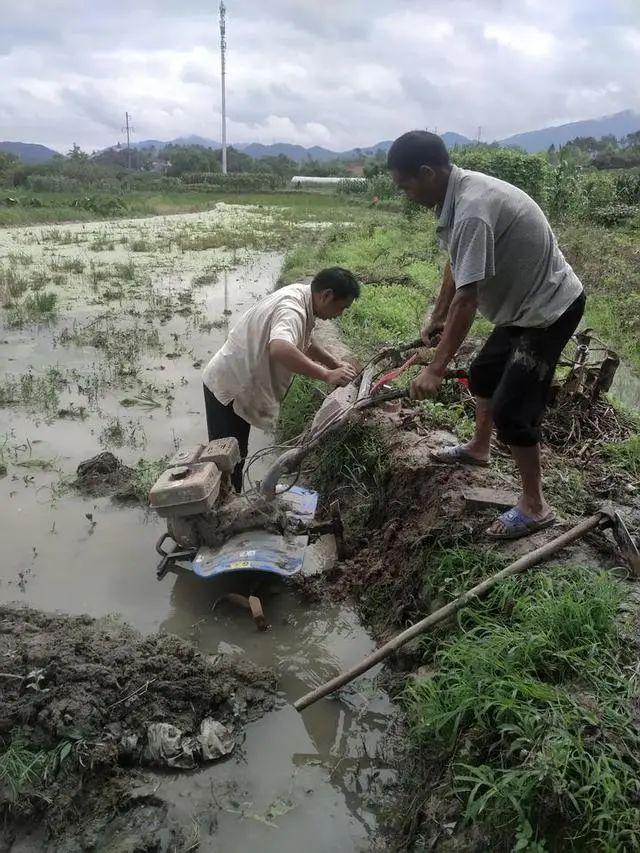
[149,338,455,624]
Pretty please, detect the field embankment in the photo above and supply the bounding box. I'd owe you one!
[279,205,640,850]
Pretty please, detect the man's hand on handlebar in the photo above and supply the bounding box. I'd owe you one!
[410,365,444,400]
[421,317,444,347]
[324,363,357,387]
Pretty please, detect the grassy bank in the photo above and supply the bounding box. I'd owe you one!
[281,203,639,372]
[278,207,640,850]
[0,189,361,227]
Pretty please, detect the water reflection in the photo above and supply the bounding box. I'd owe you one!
[159,565,396,836]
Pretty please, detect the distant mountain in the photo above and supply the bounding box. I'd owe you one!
[130,139,165,150]
[9,109,640,165]
[131,135,221,151]
[117,132,471,162]
[442,131,473,148]
[0,141,59,163]
[240,142,318,161]
[499,110,640,152]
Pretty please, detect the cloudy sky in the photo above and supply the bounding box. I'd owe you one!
[1,0,639,152]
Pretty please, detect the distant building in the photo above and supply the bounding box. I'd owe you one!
[345,162,365,176]
[290,176,366,188]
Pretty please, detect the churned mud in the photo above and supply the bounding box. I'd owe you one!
[0,605,277,850]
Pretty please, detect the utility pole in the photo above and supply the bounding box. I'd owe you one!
[122,112,134,169]
[477,126,482,144]
[219,2,228,175]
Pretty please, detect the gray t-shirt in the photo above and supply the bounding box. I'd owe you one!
[437,166,583,328]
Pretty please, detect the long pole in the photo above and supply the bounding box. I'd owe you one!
[125,112,132,170]
[293,513,606,711]
[219,2,227,175]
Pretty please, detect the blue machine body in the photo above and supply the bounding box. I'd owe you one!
[191,486,318,579]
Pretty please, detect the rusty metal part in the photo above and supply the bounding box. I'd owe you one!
[304,500,346,560]
[214,592,269,631]
[592,352,620,399]
[599,507,640,577]
[248,595,267,631]
[155,532,197,580]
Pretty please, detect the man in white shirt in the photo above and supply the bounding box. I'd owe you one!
[202,267,359,491]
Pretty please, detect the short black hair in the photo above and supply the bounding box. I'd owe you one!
[311,267,360,300]
[387,131,450,176]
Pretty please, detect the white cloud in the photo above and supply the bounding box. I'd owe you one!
[0,0,638,151]
[483,23,556,59]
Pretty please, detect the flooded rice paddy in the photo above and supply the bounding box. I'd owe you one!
[0,206,396,851]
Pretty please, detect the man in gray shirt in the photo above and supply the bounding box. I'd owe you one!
[388,131,585,540]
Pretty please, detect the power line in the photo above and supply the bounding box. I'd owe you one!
[219,2,227,175]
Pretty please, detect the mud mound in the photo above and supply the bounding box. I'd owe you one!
[0,606,277,845]
[74,451,134,497]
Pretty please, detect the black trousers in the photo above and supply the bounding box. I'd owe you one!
[203,384,250,492]
[468,292,586,447]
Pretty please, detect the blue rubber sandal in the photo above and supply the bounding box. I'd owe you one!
[486,507,556,541]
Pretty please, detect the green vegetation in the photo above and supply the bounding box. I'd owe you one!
[406,564,640,850]
[417,399,475,442]
[0,266,29,303]
[49,256,85,273]
[544,460,594,516]
[557,223,640,371]
[603,434,640,478]
[275,185,639,851]
[122,457,169,504]
[276,376,324,444]
[313,422,389,534]
[0,368,66,412]
[0,732,76,801]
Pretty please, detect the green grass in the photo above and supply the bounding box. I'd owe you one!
[114,457,168,504]
[312,421,389,535]
[603,433,640,478]
[0,368,66,412]
[417,399,475,442]
[0,265,29,304]
[58,317,161,377]
[279,216,441,290]
[0,732,76,800]
[49,256,85,274]
[405,565,640,850]
[0,189,362,227]
[277,376,324,444]
[338,284,427,357]
[558,223,640,371]
[544,459,594,516]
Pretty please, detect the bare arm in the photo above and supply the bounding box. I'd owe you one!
[305,340,341,370]
[411,283,478,399]
[269,340,356,386]
[422,261,456,344]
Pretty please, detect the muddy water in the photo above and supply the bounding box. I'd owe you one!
[0,210,395,851]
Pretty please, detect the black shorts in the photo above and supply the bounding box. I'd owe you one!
[468,293,585,447]
[203,384,250,492]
